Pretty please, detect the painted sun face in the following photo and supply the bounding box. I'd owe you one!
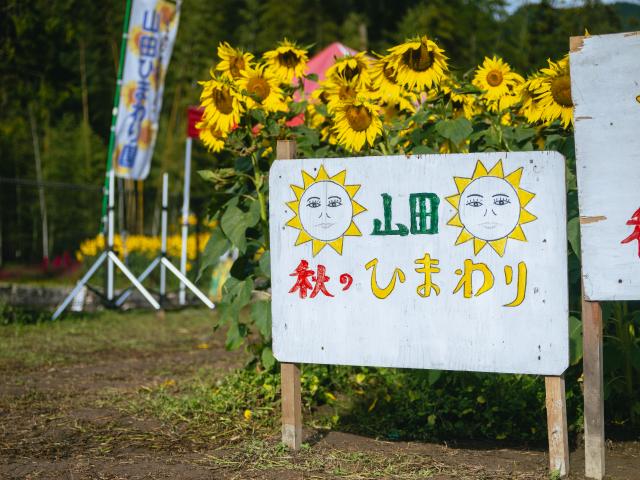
[459,176,521,241]
[446,160,537,256]
[286,166,366,256]
[299,181,353,241]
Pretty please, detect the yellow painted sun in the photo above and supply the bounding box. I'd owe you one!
[286,165,366,256]
[445,160,537,256]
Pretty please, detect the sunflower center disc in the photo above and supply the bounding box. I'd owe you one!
[343,64,361,81]
[550,75,572,107]
[278,50,300,68]
[486,70,503,87]
[346,105,372,132]
[403,43,434,72]
[213,88,234,114]
[247,77,271,102]
[229,57,244,78]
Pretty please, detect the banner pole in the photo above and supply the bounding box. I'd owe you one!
[160,173,169,306]
[107,168,116,302]
[179,137,192,305]
[100,0,133,234]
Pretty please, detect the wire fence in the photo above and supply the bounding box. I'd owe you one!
[0,176,210,269]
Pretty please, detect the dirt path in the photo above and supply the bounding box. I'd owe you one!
[0,310,638,479]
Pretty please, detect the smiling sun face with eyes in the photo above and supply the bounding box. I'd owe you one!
[446,160,537,256]
[286,165,366,256]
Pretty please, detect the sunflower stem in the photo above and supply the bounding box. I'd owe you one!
[251,151,270,250]
[380,128,391,155]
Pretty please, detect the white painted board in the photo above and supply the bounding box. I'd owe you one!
[269,152,568,375]
[571,31,640,300]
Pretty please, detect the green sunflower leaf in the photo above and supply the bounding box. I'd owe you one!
[435,118,473,145]
[197,227,230,281]
[221,201,261,254]
[261,347,276,370]
[567,216,580,259]
[569,316,583,365]
[252,299,272,339]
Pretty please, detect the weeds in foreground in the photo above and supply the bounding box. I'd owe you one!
[124,364,583,446]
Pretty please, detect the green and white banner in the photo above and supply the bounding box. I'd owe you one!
[114,0,180,180]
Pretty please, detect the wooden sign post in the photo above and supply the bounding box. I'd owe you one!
[570,31,640,479]
[277,140,303,450]
[581,292,605,478]
[271,150,570,475]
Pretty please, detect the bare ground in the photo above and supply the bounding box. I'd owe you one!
[0,310,638,479]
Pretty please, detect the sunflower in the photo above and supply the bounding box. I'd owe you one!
[216,42,254,79]
[484,85,520,113]
[307,102,327,130]
[499,110,512,126]
[326,52,372,89]
[387,35,448,91]
[439,138,470,154]
[263,39,308,83]
[518,75,545,124]
[197,122,227,152]
[370,54,417,112]
[441,79,478,120]
[473,56,524,102]
[199,75,244,133]
[534,56,573,129]
[237,64,287,112]
[321,73,376,113]
[307,89,331,129]
[333,97,382,152]
[320,124,339,146]
[380,98,417,126]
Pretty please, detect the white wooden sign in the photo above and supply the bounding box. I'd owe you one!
[571,32,640,301]
[269,152,568,375]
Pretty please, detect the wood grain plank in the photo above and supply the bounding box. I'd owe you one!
[569,35,584,53]
[277,139,302,451]
[545,375,570,477]
[582,297,605,479]
[281,362,302,450]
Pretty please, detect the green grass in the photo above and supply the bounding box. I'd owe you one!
[118,366,550,478]
[0,307,588,479]
[202,438,444,479]
[0,308,217,370]
[0,305,582,445]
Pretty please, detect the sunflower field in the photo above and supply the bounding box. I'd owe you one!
[196,36,639,436]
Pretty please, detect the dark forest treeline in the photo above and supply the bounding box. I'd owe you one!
[1,0,639,264]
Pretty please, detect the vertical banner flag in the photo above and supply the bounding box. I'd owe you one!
[114,0,180,180]
[187,106,203,138]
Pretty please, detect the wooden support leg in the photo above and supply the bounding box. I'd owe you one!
[281,362,302,450]
[277,139,301,450]
[583,298,605,479]
[545,375,570,477]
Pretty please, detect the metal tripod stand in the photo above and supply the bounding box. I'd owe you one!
[114,173,214,309]
[52,169,160,320]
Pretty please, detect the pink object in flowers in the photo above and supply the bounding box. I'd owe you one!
[296,42,359,96]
